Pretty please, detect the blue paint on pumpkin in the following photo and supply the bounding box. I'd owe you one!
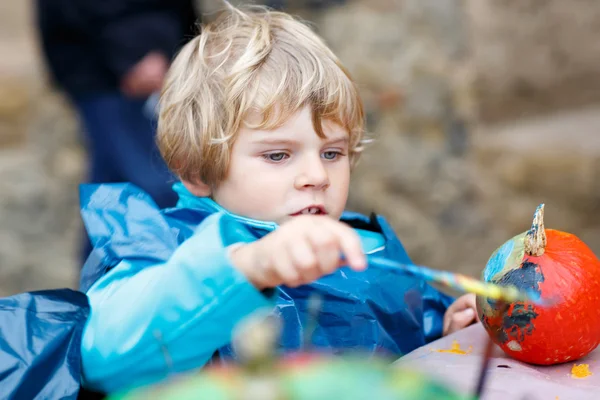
[484,239,514,282]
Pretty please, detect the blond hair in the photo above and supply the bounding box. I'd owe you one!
[157,4,366,187]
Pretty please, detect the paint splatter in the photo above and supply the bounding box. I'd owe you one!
[571,364,592,379]
[432,340,472,355]
[506,340,522,351]
[502,303,539,343]
[496,261,545,296]
[483,261,544,345]
[484,239,514,282]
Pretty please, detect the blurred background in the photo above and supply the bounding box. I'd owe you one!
[2,0,600,296]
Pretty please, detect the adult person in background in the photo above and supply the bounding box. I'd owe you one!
[35,0,200,260]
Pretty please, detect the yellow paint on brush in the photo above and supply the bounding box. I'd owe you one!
[432,340,472,355]
[571,364,592,379]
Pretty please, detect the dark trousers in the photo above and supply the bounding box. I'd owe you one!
[73,92,179,261]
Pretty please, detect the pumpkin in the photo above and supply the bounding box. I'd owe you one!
[477,204,600,365]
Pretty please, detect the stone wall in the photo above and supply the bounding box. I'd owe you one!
[466,0,600,123]
[1,0,600,296]
[308,0,600,276]
[0,2,84,296]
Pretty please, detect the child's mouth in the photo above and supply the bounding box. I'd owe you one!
[291,206,327,216]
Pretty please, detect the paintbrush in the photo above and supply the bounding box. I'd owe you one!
[473,334,495,399]
[472,300,508,399]
[366,257,551,306]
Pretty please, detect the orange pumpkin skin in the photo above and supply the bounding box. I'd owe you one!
[477,207,600,365]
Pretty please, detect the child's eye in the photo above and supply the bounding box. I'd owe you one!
[263,152,289,162]
[322,151,343,160]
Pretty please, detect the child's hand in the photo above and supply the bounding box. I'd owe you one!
[442,293,479,336]
[230,215,367,290]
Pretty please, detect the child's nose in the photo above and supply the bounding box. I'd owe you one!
[294,158,330,190]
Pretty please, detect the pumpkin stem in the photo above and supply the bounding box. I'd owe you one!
[525,204,547,256]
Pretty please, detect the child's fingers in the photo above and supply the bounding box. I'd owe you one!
[456,307,476,326]
[287,237,322,283]
[254,262,281,289]
[452,294,480,322]
[271,247,302,287]
[456,293,477,309]
[313,238,341,276]
[325,221,366,271]
[301,226,342,275]
[445,308,476,335]
[443,294,474,334]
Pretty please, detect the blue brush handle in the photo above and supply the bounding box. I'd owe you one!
[365,256,551,306]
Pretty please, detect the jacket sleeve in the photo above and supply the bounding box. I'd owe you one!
[77,0,194,79]
[421,284,455,343]
[80,213,275,394]
[0,289,89,400]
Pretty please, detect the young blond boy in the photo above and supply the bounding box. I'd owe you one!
[77,5,477,395]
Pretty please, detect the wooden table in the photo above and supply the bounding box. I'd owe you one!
[394,324,600,400]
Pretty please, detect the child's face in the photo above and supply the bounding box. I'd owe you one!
[212,106,350,224]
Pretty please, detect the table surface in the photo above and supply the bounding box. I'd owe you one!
[394,324,600,400]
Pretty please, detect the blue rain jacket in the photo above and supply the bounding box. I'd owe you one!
[0,289,89,399]
[78,183,454,393]
[0,182,454,397]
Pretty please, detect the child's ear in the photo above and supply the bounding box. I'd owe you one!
[182,179,212,197]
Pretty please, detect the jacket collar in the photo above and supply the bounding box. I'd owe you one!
[172,182,385,254]
[173,182,278,231]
